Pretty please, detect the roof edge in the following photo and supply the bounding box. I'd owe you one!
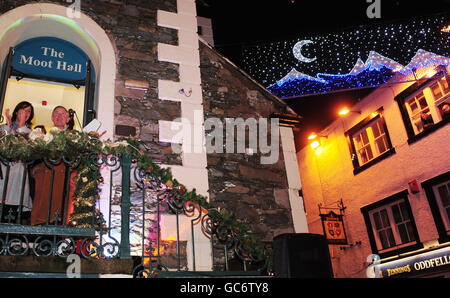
[198,37,299,117]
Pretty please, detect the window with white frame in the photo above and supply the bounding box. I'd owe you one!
[351,116,390,166]
[432,180,450,235]
[367,197,418,253]
[423,172,450,243]
[402,73,450,136]
[405,91,433,134]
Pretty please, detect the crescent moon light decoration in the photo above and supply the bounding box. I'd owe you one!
[293,40,317,63]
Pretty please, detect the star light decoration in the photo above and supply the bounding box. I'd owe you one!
[242,14,449,98]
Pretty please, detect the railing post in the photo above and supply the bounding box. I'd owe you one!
[120,153,132,259]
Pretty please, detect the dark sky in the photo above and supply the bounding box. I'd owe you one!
[197,0,450,68]
[197,0,450,150]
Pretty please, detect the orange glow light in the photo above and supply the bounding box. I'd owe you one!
[308,133,318,140]
[441,25,450,33]
[338,108,350,116]
[310,140,320,149]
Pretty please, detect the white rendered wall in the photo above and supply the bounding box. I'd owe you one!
[157,0,211,271]
[297,67,450,276]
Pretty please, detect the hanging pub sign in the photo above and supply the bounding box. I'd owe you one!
[320,211,348,245]
[11,37,89,82]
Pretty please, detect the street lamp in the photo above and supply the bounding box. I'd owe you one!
[338,108,361,116]
[308,132,327,149]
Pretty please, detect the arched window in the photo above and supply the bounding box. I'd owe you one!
[0,4,116,138]
[0,37,95,130]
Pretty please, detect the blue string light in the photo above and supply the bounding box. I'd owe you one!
[269,49,450,98]
[242,15,449,97]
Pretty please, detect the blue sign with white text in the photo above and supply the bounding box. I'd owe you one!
[12,37,89,82]
[374,246,450,278]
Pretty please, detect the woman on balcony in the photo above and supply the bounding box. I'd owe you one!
[0,101,34,224]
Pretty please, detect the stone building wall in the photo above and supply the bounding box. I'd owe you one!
[0,0,299,250]
[0,0,182,165]
[200,42,296,242]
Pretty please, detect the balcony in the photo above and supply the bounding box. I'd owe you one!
[0,130,270,277]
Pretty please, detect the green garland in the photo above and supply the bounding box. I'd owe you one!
[0,128,271,268]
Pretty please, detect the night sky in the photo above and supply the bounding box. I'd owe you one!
[198,0,450,76]
[197,0,450,149]
[242,14,449,87]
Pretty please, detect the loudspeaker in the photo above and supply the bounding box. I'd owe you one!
[273,233,333,278]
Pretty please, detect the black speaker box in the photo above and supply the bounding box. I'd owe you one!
[273,233,333,278]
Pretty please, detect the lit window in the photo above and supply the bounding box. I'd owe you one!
[346,109,394,174]
[405,91,433,134]
[431,75,450,101]
[396,72,450,141]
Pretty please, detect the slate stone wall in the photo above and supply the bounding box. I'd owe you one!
[200,43,295,242]
[1,0,297,245]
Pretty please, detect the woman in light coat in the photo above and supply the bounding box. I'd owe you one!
[0,101,34,224]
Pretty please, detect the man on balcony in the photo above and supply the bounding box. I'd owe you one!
[30,106,75,226]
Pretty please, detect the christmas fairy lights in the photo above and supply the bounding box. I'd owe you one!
[268,49,450,98]
[242,14,449,97]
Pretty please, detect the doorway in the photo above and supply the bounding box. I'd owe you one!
[0,37,95,130]
[2,77,85,131]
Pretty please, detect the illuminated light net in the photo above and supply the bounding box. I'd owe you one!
[241,14,449,97]
[269,49,450,98]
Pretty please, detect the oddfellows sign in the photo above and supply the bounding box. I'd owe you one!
[374,246,450,278]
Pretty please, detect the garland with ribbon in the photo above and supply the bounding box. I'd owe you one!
[0,128,271,269]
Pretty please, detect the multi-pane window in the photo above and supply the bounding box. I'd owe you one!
[366,197,418,254]
[432,180,450,235]
[372,209,395,250]
[400,73,450,137]
[432,75,450,120]
[422,172,450,243]
[352,117,389,166]
[430,74,450,101]
[405,91,433,134]
[371,119,389,156]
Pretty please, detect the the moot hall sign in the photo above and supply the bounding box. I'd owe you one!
[11,37,89,82]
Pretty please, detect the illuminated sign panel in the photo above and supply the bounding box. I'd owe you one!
[375,246,450,278]
[12,37,90,82]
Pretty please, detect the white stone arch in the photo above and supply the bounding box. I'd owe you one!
[0,3,115,139]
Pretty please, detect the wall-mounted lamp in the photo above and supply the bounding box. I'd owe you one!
[308,132,328,140]
[308,133,318,140]
[338,107,361,116]
[310,140,320,149]
[308,132,327,149]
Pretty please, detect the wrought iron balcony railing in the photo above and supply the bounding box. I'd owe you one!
[0,146,269,277]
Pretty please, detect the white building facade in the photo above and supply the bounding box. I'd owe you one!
[297,64,450,277]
